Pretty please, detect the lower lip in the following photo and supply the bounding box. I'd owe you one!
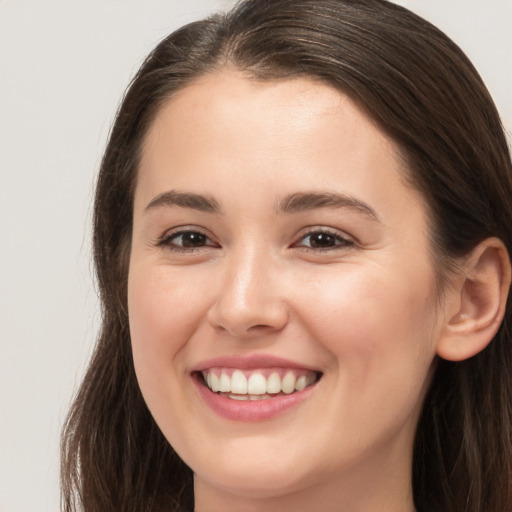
[192,373,317,422]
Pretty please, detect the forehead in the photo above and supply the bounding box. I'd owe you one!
[141,72,401,175]
[144,72,386,145]
[136,70,422,222]
[150,71,351,127]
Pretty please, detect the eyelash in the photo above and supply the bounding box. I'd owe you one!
[156,227,355,253]
[156,228,218,252]
[292,229,355,251]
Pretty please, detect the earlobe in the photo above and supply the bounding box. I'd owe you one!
[436,237,511,362]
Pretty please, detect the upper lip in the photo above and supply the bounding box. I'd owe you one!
[191,354,321,373]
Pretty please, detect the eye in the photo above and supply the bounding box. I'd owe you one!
[158,229,218,251]
[293,229,354,250]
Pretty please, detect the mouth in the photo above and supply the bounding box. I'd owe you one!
[196,367,322,401]
[191,355,323,421]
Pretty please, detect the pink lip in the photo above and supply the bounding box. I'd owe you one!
[191,354,319,373]
[192,374,317,422]
[190,354,321,422]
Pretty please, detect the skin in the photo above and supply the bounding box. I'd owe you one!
[128,71,455,512]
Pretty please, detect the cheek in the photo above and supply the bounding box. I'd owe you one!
[298,260,436,343]
[128,266,206,359]
[296,263,438,408]
[127,265,207,421]
[127,265,209,449]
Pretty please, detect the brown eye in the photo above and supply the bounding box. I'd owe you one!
[160,230,217,251]
[173,231,208,247]
[296,230,354,250]
[308,232,337,248]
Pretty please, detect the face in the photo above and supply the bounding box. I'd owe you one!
[128,72,444,506]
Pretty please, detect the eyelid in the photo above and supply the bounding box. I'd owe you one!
[155,225,219,250]
[153,225,355,253]
[291,226,356,250]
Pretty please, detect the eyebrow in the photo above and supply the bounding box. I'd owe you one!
[276,192,380,222]
[144,189,380,222]
[144,190,221,213]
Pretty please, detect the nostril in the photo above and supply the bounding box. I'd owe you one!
[249,324,280,333]
[208,317,287,339]
[206,286,290,337]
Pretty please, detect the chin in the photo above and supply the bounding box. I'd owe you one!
[193,456,314,500]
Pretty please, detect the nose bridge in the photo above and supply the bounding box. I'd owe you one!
[230,244,268,308]
[207,241,288,337]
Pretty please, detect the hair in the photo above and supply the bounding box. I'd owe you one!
[61,1,512,511]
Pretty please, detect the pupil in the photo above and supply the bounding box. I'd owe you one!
[183,232,206,247]
[310,232,335,247]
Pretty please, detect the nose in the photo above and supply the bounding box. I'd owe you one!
[206,247,289,339]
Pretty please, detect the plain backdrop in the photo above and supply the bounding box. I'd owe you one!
[0,1,511,511]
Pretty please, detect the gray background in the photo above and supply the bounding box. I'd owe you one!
[1,1,511,511]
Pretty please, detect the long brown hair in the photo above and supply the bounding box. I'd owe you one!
[61,1,512,511]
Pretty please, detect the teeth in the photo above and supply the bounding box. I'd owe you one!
[231,370,248,394]
[250,393,271,400]
[295,374,307,391]
[201,368,319,397]
[266,372,281,394]
[247,373,267,395]
[211,372,220,392]
[228,394,249,401]
[219,372,231,392]
[281,372,296,394]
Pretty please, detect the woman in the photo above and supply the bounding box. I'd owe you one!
[61,1,512,511]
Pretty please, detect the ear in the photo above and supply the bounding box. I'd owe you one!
[436,237,511,361]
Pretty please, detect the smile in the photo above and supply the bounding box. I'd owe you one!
[201,367,320,401]
[193,362,322,421]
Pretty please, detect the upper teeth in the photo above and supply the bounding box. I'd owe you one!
[201,368,318,395]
